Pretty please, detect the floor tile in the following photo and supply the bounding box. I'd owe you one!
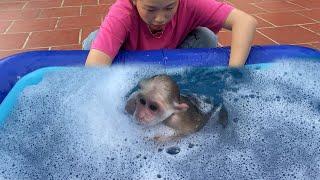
[256,12,316,26]
[258,26,320,44]
[99,0,116,5]
[62,0,98,6]
[254,16,275,28]
[301,23,320,34]
[25,29,80,48]
[289,0,320,9]
[24,0,63,9]
[217,31,277,46]
[39,7,81,18]
[254,1,305,12]
[217,31,232,46]
[51,44,82,50]
[297,9,320,22]
[0,9,40,21]
[0,2,26,11]
[0,33,29,50]
[0,21,12,33]
[7,18,58,33]
[310,42,320,49]
[233,3,267,14]
[253,31,278,45]
[57,15,102,29]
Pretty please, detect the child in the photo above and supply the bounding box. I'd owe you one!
[84,0,257,67]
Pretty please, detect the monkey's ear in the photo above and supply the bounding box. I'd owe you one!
[173,102,189,112]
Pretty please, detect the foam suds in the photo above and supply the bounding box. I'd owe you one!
[1,59,320,179]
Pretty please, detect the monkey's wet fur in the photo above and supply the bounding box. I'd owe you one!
[125,74,228,142]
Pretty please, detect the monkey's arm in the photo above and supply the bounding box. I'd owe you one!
[154,116,194,143]
[125,92,138,115]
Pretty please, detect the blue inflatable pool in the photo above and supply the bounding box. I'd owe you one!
[0,45,319,123]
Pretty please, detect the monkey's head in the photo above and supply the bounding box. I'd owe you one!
[133,74,189,126]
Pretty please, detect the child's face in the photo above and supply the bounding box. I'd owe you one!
[133,0,178,30]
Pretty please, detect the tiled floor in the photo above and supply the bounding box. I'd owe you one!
[0,0,319,59]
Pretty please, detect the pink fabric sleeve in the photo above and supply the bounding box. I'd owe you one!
[192,0,234,33]
[91,5,130,58]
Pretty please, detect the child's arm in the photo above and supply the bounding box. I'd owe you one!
[223,9,258,67]
[85,49,112,66]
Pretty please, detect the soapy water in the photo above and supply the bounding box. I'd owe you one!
[0,59,320,179]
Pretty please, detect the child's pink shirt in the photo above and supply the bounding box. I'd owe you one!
[91,0,234,58]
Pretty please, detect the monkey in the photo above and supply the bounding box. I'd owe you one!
[125,74,228,142]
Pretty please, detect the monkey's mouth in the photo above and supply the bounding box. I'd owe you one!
[137,119,150,125]
[135,118,156,127]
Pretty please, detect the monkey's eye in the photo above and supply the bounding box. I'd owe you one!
[149,104,158,111]
[139,98,146,105]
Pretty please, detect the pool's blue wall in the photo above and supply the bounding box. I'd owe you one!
[1,45,319,105]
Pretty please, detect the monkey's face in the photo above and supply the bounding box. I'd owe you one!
[133,93,173,126]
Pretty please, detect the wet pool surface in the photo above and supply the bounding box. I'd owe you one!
[1,59,320,179]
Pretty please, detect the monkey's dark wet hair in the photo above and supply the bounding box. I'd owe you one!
[139,74,181,102]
